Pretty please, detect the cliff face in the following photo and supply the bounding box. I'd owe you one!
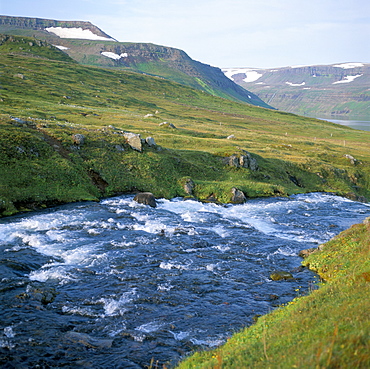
[223,63,370,119]
[0,15,114,40]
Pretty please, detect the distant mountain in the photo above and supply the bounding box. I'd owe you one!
[223,63,370,120]
[0,15,271,109]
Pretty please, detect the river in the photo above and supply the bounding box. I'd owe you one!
[1,193,370,368]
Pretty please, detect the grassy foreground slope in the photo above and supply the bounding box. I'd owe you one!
[0,35,370,217]
[177,217,370,368]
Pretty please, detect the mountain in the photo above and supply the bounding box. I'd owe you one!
[223,63,370,120]
[0,15,270,109]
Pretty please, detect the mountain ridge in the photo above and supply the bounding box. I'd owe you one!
[0,15,270,109]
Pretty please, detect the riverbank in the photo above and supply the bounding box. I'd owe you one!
[177,216,370,368]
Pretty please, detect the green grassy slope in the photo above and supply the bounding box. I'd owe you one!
[177,217,370,368]
[0,35,369,217]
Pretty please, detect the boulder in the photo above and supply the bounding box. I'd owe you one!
[134,192,157,208]
[270,271,294,281]
[227,134,235,139]
[72,134,85,146]
[231,188,246,204]
[145,137,156,147]
[124,132,142,152]
[184,178,195,196]
[298,247,317,258]
[159,122,176,129]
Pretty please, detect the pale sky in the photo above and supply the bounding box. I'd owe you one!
[1,0,369,68]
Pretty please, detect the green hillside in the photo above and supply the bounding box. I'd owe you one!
[0,34,369,217]
[0,15,270,109]
[223,64,370,120]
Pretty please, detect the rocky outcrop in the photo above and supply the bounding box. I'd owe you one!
[134,192,157,208]
[223,151,259,171]
[184,178,195,196]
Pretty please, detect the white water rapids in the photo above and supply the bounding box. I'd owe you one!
[1,193,369,367]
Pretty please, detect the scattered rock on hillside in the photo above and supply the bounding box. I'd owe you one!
[145,137,156,147]
[72,134,85,146]
[344,154,360,165]
[144,113,154,118]
[159,122,176,129]
[114,144,125,152]
[227,134,235,139]
[134,192,157,208]
[124,132,142,152]
[231,188,246,204]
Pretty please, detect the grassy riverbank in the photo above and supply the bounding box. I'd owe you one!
[177,217,370,368]
[1,35,370,216]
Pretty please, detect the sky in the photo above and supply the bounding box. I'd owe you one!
[1,0,370,68]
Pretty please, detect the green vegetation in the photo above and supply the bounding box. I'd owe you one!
[0,34,369,217]
[0,32,369,369]
[177,218,370,368]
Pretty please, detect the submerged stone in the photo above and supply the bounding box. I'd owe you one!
[270,271,294,281]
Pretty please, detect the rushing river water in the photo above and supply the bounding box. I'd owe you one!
[1,193,370,368]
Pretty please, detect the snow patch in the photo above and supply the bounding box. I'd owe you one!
[285,81,306,87]
[222,68,263,82]
[53,45,69,50]
[101,51,128,60]
[45,27,115,41]
[333,62,364,69]
[332,74,363,84]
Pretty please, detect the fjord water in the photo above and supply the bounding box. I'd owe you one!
[1,193,369,368]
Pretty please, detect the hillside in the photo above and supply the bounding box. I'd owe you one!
[0,15,270,109]
[0,34,369,217]
[223,63,370,120]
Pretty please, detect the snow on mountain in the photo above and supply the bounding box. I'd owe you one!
[101,51,128,60]
[286,81,306,87]
[332,74,363,84]
[333,62,364,69]
[222,68,263,82]
[45,27,115,41]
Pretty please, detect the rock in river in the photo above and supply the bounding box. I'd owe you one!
[270,271,294,281]
[134,192,157,208]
